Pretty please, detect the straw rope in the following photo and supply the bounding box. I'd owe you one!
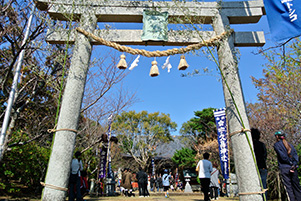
[47,128,78,133]
[40,182,68,191]
[76,27,233,57]
[239,188,268,195]
[229,128,251,137]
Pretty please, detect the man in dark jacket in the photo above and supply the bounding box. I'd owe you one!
[136,167,148,197]
[251,128,268,199]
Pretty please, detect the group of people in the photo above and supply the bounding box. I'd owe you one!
[68,128,301,201]
[196,152,218,201]
[252,129,301,201]
[150,172,182,193]
[196,129,301,201]
[253,129,301,201]
[119,167,182,198]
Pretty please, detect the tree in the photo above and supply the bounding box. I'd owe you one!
[179,107,223,170]
[112,110,177,169]
[247,38,301,199]
[180,108,217,147]
[171,147,197,168]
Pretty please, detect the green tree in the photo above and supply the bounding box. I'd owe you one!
[171,148,197,168]
[112,110,177,169]
[0,130,50,196]
[180,107,217,145]
[179,107,222,169]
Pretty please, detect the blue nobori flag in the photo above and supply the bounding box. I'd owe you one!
[152,158,155,176]
[213,108,229,180]
[264,0,301,43]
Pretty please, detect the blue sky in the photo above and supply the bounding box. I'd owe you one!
[92,4,275,135]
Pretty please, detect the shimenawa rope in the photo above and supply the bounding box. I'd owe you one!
[76,27,233,57]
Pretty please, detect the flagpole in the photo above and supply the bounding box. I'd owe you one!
[0,3,36,161]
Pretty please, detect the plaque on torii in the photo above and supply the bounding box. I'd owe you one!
[35,1,266,201]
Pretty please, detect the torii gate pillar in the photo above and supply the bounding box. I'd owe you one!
[42,13,96,200]
[213,11,261,200]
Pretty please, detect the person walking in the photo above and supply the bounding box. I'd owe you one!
[196,152,213,201]
[162,169,171,198]
[69,151,84,201]
[210,163,220,200]
[274,131,301,201]
[251,128,268,199]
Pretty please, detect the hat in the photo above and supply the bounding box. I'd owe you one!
[275,131,285,136]
[164,169,168,173]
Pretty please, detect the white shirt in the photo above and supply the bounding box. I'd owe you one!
[71,158,83,176]
[196,159,213,178]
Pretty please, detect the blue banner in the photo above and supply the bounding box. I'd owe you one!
[152,158,155,176]
[213,108,229,180]
[106,114,113,178]
[264,0,301,43]
[99,147,107,179]
[99,114,114,179]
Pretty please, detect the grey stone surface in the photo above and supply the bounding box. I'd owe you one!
[41,13,97,201]
[35,0,264,24]
[212,10,262,201]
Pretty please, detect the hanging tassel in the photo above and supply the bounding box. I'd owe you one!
[117,54,127,69]
[178,55,189,70]
[149,60,159,77]
[162,56,172,73]
[129,55,140,70]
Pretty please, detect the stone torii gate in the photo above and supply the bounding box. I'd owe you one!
[35,0,266,200]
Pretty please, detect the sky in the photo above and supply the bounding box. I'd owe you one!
[91,1,276,135]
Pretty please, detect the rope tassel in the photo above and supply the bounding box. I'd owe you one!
[117,54,127,69]
[149,60,159,77]
[178,55,189,70]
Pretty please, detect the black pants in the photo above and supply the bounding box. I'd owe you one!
[200,178,210,201]
[138,181,148,196]
[210,186,218,199]
[143,182,149,196]
[281,167,301,201]
[138,181,144,196]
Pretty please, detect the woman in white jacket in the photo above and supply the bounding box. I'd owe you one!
[210,163,220,200]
